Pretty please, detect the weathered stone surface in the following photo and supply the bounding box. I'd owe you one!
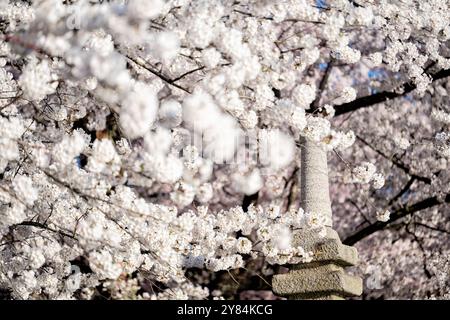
[292,227,359,268]
[290,294,344,300]
[272,226,362,299]
[300,138,333,227]
[294,239,359,269]
[272,139,363,300]
[292,227,341,249]
[272,264,363,299]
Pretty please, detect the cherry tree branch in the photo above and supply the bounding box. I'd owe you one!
[125,54,192,93]
[334,68,450,116]
[343,193,450,245]
[404,223,432,278]
[356,135,432,184]
[11,221,77,240]
[413,222,450,235]
[171,66,205,83]
[310,61,333,111]
[387,176,416,206]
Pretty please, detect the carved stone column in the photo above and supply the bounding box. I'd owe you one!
[272,138,363,299]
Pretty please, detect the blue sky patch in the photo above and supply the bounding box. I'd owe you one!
[316,0,327,9]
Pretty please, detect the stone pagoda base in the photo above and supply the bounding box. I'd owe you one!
[272,227,363,300]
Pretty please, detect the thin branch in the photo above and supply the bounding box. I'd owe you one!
[11,221,77,240]
[0,93,23,112]
[310,61,333,111]
[240,266,272,289]
[125,54,191,93]
[387,176,416,206]
[405,223,432,278]
[171,66,205,83]
[334,68,450,116]
[348,199,371,228]
[356,135,431,184]
[414,222,450,235]
[284,167,299,211]
[343,193,450,245]
[227,270,241,286]
[283,18,325,25]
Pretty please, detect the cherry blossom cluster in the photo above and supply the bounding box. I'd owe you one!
[0,0,449,300]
